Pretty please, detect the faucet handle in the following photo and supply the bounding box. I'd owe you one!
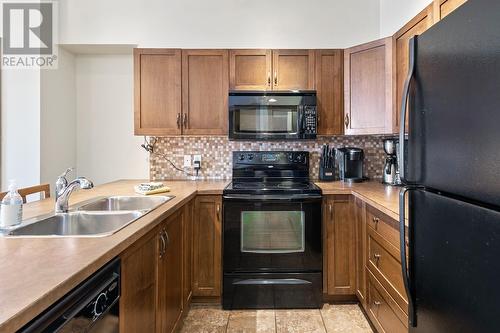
[58,167,74,179]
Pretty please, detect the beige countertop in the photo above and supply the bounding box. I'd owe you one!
[0,179,401,332]
[316,181,403,222]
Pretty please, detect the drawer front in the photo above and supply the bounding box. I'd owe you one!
[366,206,400,249]
[367,270,408,333]
[367,228,408,312]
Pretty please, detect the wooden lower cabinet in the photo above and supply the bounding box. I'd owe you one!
[367,270,408,333]
[324,195,356,296]
[354,196,367,307]
[183,199,194,307]
[361,204,409,333]
[157,210,184,333]
[120,206,188,333]
[119,230,158,332]
[193,195,222,298]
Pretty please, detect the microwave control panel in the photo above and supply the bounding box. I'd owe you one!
[303,106,317,136]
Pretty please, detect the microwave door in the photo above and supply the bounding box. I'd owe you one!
[232,106,299,139]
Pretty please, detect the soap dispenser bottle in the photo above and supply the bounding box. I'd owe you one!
[0,180,23,228]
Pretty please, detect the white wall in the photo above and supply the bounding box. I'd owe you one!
[75,54,148,185]
[379,0,433,37]
[1,69,41,190]
[60,0,381,48]
[40,47,77,186]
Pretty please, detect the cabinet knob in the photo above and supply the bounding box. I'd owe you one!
[372,217,380,227]
[267,72,271,86]
[344,114,350,128]
[373,253,381,260]
[374,301,382,306]
[274,72,278,85]
[216,204,220,221]
[176,113,181,129]
[183,113,188,128]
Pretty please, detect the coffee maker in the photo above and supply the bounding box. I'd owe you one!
[336,147,365,183]
[382,138,401,185]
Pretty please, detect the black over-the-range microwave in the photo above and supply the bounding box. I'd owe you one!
[228,90,317,140]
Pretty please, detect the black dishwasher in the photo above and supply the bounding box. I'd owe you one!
[19,258,120,333]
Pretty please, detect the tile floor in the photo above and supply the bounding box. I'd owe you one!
[178,304,374,333]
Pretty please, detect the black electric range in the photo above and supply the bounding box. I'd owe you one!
[222,151,323,310]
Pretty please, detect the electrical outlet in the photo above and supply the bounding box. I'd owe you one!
[183,155,192,168]
[193,154,202,169]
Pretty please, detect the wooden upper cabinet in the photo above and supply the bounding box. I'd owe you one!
[344,38,395,135]
[315,50,344,135]
[230,49,314,91]
[229,49,272,90]
[182,49,228,135]
[134,49,182,136]
[273,50,315,90]
[394,3,434,132]
[434,0,467,22]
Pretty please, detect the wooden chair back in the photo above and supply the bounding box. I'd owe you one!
[0,184,51,203]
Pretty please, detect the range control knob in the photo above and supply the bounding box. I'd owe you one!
[94,293,108,316]
[238,154,245,161]
[247,153,254,160]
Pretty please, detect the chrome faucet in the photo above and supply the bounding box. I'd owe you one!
[55,176,94,213]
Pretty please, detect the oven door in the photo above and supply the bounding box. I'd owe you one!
[223,195,322,273]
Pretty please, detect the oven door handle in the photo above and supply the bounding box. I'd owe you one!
[233,278,312,286]
[223,194,323,202]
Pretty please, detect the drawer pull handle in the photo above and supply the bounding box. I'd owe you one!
[372,217,380,223]
[373,253,381,264]
[374,301,382,306]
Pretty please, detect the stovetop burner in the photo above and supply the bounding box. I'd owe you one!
[225,180,321,196]
[224,151,322,197]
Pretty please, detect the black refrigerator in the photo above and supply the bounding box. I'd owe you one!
[399,0,500,332]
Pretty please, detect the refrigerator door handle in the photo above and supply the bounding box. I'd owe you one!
[400,186,416,327]
[399,37,417,184]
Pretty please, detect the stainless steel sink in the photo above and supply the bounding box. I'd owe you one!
[2,195,174,237]
[77,195,173,212]
[5,211,144,237]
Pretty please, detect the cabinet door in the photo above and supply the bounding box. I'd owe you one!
[134,49,182,136]
[183,199,194,308]
[181,50,228,135]
[193,195,222,297]
[229,49,272,90]
[433,0,467,21]
[354,197,367,307]
[344,38,394,135]
[325,195,356,295]
[272,50,315,90]
[394,4,434,132]
[120,231,158,333]
[157,211,184,333]
[315,50,344,135]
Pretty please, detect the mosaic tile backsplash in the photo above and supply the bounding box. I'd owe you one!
[150,136,393,181]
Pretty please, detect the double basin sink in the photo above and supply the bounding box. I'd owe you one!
[4,196,174,237]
